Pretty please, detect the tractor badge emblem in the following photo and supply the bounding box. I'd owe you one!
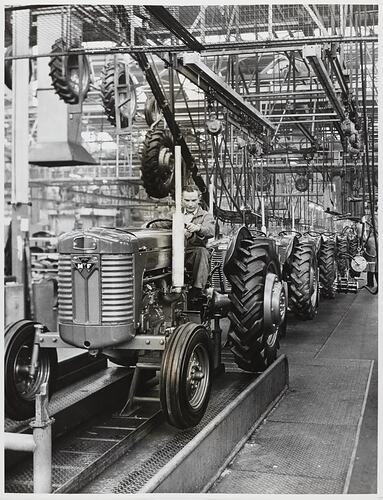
[72,255,98,278]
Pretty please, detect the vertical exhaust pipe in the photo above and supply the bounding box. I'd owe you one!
[172,145,184,291]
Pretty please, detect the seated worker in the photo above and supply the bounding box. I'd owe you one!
[182,185,215,301]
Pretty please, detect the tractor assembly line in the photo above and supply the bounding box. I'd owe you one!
[3,4,378,496]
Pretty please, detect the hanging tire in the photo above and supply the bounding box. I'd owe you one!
[48,38,90,104]
[5,320,58,420]
[288,240,319,319]
[160,322,212,429]
[4,45,33,90]
[319,237,337,298]
[140,127,174,199]
[144,95,160,126]
[336,236,349,277]
[224,227,285,372]
[100,61,137,128]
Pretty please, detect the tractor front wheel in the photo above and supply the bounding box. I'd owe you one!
[160,322,212,429]
[5,320,57,420]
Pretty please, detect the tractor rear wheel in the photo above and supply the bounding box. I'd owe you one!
[160,322,212,429]
[5,320,57,420]
[141,127,174,199]
[336,236,349,277]
[224,232,284,372]
[319,238,337,298]
[289,240,319,319]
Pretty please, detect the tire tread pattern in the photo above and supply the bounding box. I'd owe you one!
[140,127,174,199]
[225,238,280,372]
[48,38,90,104]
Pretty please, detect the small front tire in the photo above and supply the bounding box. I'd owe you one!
[160,322,212,429]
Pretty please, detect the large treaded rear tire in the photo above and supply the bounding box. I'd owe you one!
[319,238,336,298]
[336,236,349,277]
[100,61,137,128]
[288,240,319,319]
[224,235,282,372]
[48,38,90,104]
[140,127,174,199]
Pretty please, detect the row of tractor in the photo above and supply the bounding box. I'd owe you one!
[4,211,365,430]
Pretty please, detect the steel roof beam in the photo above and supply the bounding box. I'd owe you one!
[144,6,205,52]
[303,45,345,121]
[178,52,275,134]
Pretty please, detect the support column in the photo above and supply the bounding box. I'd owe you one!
[11,9,31,284]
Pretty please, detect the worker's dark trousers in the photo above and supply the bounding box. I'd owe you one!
[185,247,210,289]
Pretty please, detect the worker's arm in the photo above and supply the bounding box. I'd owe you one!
[196,212,215,239]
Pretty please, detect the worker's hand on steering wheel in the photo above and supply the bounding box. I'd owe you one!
[185,222,201,233]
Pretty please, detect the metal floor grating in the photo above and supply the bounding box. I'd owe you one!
[106,374,254,494]
[5,366,130,433]
[6,371,255,494]
[6,403,161,493]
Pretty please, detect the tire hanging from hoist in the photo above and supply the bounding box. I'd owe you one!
[4,45,33,90]
[140,126,175,199]
[100,61,137,128]
[48,38,91,104]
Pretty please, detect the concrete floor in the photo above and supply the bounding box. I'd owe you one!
[210,288,378,494]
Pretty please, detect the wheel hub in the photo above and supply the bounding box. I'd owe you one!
[158,147,173,169]
[186,345,209,410]
[264,273,286,345]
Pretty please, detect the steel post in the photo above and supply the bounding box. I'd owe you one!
[30,383,54,494]
[11,9,30,284]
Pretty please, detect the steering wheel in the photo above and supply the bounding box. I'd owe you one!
[303,231,322,238]
[278,230,302,238]
[146,218,172,228]
[250,229,267,237]
[322,231,335,237]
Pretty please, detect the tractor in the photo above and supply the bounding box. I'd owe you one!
[4,162,288,430]
[335,226,364,293]
[272,230,320,321]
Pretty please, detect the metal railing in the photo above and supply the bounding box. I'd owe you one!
[4,383,54,493]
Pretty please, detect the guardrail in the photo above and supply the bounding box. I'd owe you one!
[4,383,54,493]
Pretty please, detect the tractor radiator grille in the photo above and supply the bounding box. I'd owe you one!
[58,255,73,322]
[58,254,134,324]
[101,255,134,323]
[210,249,231,293]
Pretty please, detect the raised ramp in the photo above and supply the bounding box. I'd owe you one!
[82,355,288,494]
[145,354,288,493]
[6,356,288,494]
